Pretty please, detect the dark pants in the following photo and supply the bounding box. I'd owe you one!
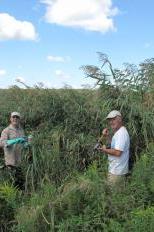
[6,165,25,190]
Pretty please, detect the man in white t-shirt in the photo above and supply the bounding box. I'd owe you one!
[98,110,130,185]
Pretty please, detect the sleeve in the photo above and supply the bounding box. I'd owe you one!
[0,129,9,147]
[114,130,127,152]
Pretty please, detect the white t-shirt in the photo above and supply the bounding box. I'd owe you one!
[108,126,130,175]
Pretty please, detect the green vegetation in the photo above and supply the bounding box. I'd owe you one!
[0,54,154,231]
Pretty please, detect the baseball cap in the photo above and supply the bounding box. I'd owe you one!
[106,110,122,119]
[11,112,21,118]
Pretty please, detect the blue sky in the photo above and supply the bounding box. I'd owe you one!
[0,0,154,88]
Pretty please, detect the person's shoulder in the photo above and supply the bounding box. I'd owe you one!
[117,126,129,135]
[120,126,130,138]
[119,126,127,131]
[1,126,10,133]
[122,126,129,133]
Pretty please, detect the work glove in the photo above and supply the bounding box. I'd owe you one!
[5,138,26,147]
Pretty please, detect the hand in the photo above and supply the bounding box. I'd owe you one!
[102,128,109,137]
[98,145,107,152]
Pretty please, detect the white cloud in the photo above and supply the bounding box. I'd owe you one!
[47,55,71,62]
[0,13,37,40]
[40,0,118,33]
[0,69,6,76]
[55,69,71,79]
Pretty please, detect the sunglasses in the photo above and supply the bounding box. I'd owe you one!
[12,115,20,119]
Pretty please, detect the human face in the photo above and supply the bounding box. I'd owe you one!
[108,116,122,132]
[10,115,20,127]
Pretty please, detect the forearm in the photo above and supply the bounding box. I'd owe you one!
[100,147,122,157]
